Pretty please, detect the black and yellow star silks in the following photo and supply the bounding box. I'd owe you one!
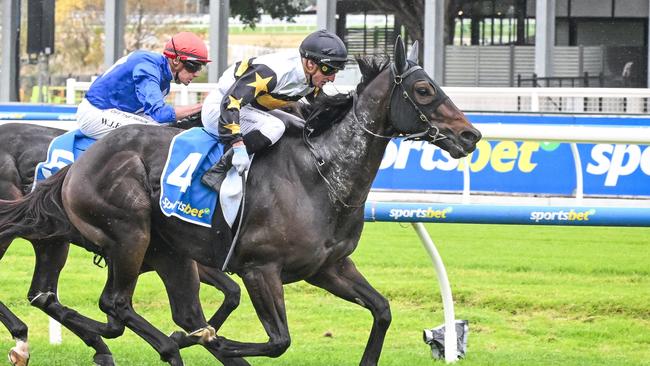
[246,73,273,97]
[226,95,243,110]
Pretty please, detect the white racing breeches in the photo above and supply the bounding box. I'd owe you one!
[77,98,159,139]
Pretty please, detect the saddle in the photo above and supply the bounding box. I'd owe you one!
[159,127,245,228]
[33,129,97,188]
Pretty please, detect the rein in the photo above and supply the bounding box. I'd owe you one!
[303,62,449,208]
[303,126,365,209]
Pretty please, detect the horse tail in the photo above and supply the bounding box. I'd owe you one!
[0,166,73,243]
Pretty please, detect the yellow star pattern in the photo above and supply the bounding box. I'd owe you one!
[235,58,250,77]
[246,73,273,97]
[223,123,241,135]
[223,123,241,134]
[226,95,243,110]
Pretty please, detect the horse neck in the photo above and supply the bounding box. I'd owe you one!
[312,71,393,208]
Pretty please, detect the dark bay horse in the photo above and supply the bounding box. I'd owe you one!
[0,38,481,365]
[0,123,244,366]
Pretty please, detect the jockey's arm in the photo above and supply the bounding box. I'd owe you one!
[173,103,203,121]
[216,64,279,147]
[133,63,177,123]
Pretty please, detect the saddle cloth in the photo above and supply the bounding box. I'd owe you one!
[160,127,245,228]
[33,129,97,189]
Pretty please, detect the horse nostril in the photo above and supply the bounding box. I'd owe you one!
[461,129,481,143]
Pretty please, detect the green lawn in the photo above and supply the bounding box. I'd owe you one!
[1,223,648,365]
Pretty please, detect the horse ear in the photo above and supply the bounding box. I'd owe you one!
[393,35,408,74]
[407,41,419,64]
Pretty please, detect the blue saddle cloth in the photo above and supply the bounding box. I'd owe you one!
[33,129,97,187]
[160,128,223,227]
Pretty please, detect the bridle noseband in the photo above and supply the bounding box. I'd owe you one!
[353,62,449,143]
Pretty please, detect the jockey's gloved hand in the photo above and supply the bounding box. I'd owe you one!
[232,145,250,175]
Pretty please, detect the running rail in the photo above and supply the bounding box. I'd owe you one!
[365,201,650,362]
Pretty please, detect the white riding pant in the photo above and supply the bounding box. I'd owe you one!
[77,98,159,139]
[202,91,286,145]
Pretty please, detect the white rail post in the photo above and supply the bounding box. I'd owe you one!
[65,78,76,105]
[180,85,190,105]
[569,143,584,203]
[461,157,471,204]
[412,222,458,363]
[49,318,62,344]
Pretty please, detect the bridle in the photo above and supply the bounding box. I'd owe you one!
[303,61,450,209]
[353,62,449,143]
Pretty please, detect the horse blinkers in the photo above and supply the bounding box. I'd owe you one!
[387,63,449,141]
[387,37,449,143]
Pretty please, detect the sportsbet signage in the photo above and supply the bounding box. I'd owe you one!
[364,202,650,226]
[373,117,650,197]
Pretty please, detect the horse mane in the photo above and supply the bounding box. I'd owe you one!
[304,56,391,135]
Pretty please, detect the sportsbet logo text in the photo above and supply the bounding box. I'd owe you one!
[161,197,210,218]
[380,140,539,173]
[529,209,596,223]
[379,140,650,187]
[388,207,453,220]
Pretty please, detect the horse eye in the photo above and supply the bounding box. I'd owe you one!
[416,88,429,96]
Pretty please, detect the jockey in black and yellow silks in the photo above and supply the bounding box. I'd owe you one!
[201,29,348,191]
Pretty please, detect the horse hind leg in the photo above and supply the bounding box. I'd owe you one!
[64,154,183,365]
[27,239,119,366]
[0,177,30,365]
[2,302,29,366]
[306,257,391,366]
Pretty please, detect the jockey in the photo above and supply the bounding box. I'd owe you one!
[201,29,348,191]
[77,32,210,139]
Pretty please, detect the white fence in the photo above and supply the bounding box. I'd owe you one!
[66,79,650,114]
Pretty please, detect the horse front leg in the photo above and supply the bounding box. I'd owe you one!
[197,264,241,331]
[209,265,291,359]
[27,239,119,366]
[146,249,250,366]
[306,257,391,366]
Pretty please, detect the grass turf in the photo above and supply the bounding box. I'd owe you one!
[0,222,648,365]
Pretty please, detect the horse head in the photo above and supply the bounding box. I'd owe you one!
[386,36,481,158]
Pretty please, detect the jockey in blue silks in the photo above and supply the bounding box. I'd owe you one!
[77,32,210,139]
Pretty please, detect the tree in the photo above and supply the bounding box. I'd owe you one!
[225,0,311,28]
[367,0,459,49]
[52,0,104,74]
[49,0,310,76]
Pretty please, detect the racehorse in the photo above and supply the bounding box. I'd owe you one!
[0,38,481,365]
[0,122,244,366]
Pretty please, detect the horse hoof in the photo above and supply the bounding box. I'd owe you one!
[168,358,184,366]
[93,353,115,366]
[8,348,30,366]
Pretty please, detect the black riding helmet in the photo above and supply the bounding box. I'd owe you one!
[299,29,348,72]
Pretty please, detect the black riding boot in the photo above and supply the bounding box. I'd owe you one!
[201,147,235,191]
[202,130,274,191]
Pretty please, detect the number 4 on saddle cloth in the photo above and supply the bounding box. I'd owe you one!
[160,127,245,228]
[33,129,97,189]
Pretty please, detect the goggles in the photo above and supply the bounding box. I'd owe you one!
[182,60,204,73]
[318,63,339,76]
